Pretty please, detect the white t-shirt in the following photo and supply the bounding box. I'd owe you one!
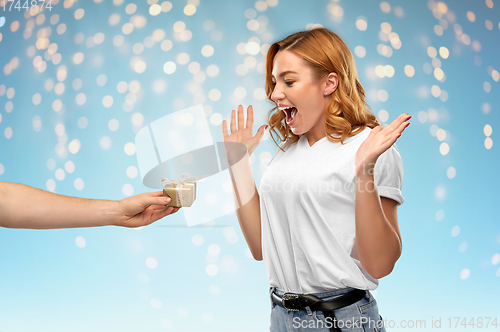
[259,127,404,294]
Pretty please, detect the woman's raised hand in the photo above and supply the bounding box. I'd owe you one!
[355,113,411,175]
[222,105,268,156]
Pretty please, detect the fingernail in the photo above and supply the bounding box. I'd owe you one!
[164,197,171,203]
[397,133,402,138]
[265,125,269,129]
[406,122,410,127]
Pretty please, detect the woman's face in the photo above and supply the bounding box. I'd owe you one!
[270,50,335,142]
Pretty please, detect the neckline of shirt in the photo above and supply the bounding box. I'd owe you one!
[300,135,328,148]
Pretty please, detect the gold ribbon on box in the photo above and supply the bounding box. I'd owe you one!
[160,175,206,207]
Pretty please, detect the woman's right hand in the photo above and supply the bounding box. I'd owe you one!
[222,105,268,157]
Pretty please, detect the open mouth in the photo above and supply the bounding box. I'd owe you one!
[279,106,298,124]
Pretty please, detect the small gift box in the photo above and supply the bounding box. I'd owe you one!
[161,175,204,207]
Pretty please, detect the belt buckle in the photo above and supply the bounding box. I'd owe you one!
[282,293,300,311]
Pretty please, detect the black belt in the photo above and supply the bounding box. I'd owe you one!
[271,288,367,332]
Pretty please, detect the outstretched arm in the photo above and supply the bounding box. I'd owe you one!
[0,182,179,229]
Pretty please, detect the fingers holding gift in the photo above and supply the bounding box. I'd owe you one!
[156,206,179,219]
[136,191,172,207]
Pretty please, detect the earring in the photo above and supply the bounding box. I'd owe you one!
[324,92,328,95]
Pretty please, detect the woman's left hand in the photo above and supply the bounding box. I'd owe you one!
[355,113,411,175]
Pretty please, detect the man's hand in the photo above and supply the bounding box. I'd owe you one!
[116,191,181,228]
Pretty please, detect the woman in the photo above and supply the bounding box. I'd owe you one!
[222,28,410,332]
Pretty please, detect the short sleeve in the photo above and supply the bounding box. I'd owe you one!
[374,143,404,205]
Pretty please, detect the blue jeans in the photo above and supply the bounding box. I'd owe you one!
[270,287,386,332]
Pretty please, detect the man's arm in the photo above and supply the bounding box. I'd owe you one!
[0,182,179,229]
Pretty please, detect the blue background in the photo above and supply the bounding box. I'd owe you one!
[0,0,499,331]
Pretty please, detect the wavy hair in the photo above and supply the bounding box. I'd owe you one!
[265,28,381,151]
